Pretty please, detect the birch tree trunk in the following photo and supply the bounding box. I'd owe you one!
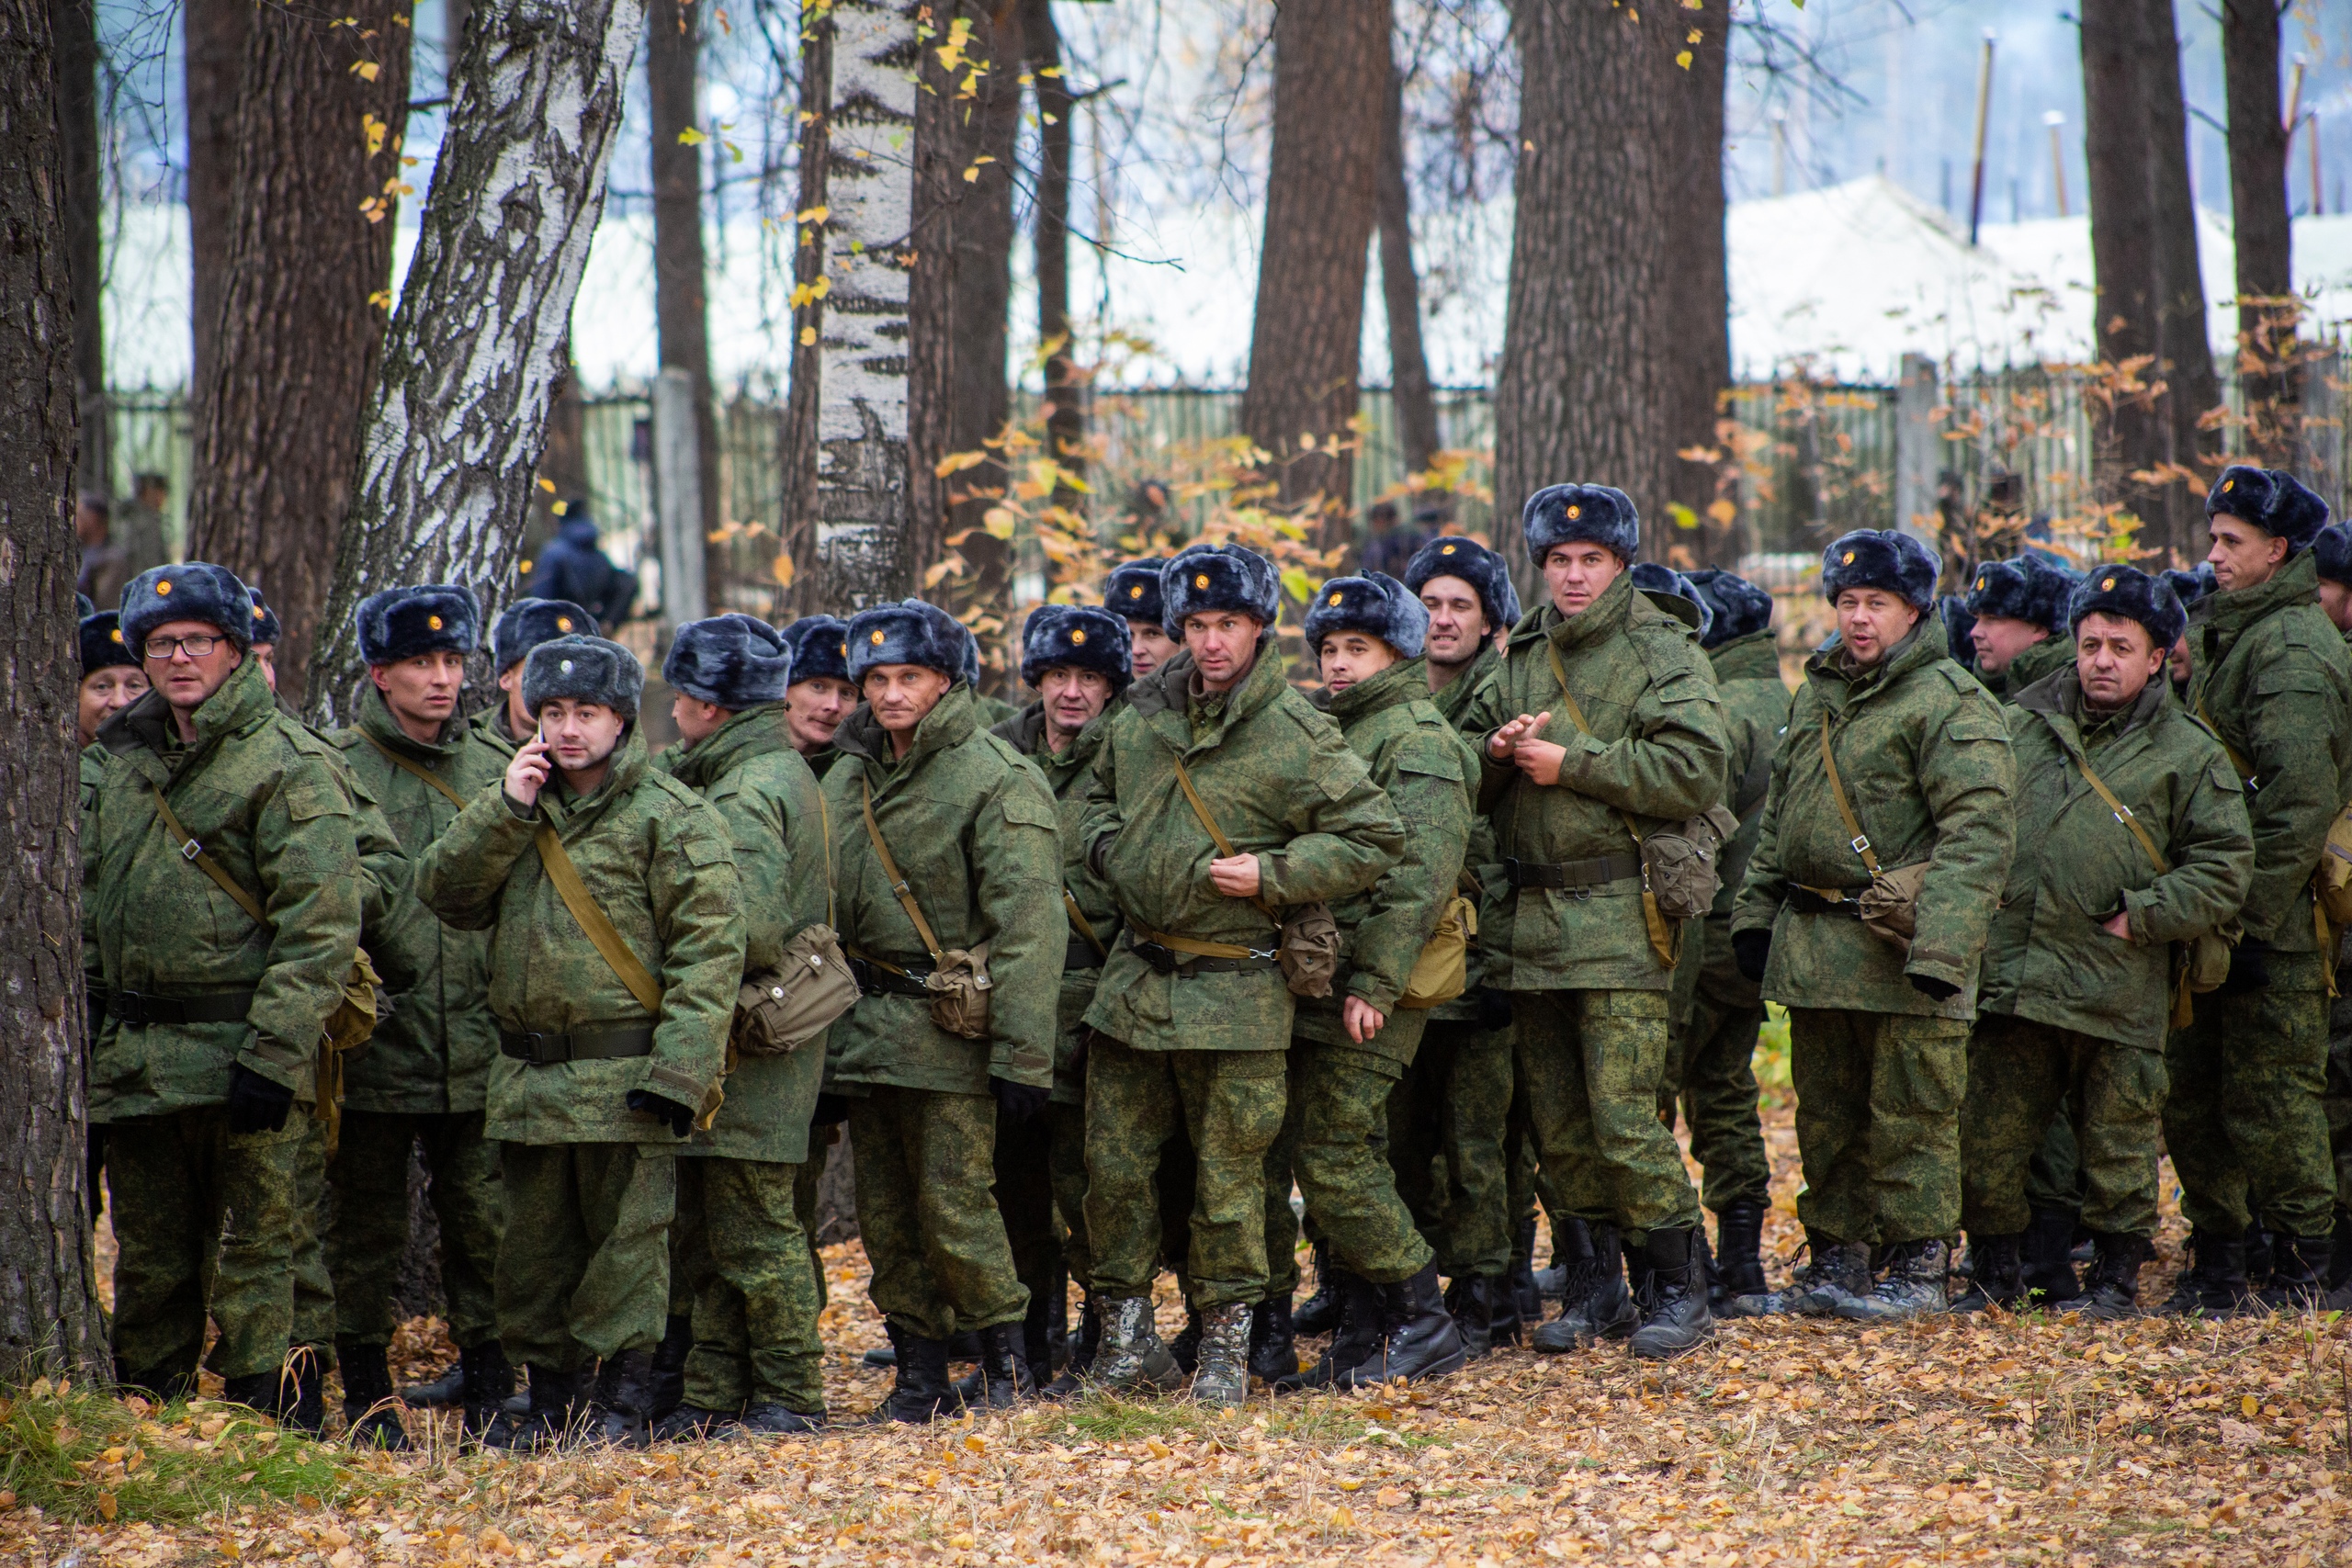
[0,0,107,1382]
[2222,0,2297,469]
[1376,62,1440,487]
[776,4,831,615]
[306,0,652,724]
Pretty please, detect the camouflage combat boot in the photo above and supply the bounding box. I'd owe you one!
[1090,1296,1182,1393]
[1191,1303,1252,1406]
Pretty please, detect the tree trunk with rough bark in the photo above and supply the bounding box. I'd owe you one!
[186,0,415,706]
[1495,0,1695,577]
[647,0,722,596]
[1376,62,1438,486]
[776,5,831,615]
[1025,0,1084,514]
[305,0,652,725]
[50,0,103,500]
[0,0,107,1383]
[1240,0,1386,550]
[1663,0,1731,565]
[2222,0,2297,468]
[185,0,248,461]
[2080,0,2222,562]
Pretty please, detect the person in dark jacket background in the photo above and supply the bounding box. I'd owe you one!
[524,500,639,632]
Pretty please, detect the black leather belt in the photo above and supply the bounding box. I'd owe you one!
[1504,852,1642,891]
[105,989,257,1026]
[499,1024,658,1066]
[1131,942,1276,977]
[1065,941,1102,972]
[1788,886,1865,917]
[848,956,933,999]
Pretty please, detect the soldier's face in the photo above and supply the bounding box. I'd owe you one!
[141,617,243,713]
[864,663,954,739]
[785,675,856,753]
[252,643,277,691]
[1038,665,1112,742]
[370,649,467,730]
[1419,576,1490,667]
[498,662,533,735]
[1124,621,1179,680]
[77,665,149,746]
[1542,544,1623,616]
[2075,612,2165,710]
[1969,615,2048,675]
[1318,630,1397,693]
[537,698,626,773]
[1182,612,1261,692]
[2205,514,2289,592]
[2319,579,2352,634]
[1833,589,1921,666]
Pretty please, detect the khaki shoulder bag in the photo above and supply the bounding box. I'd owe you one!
[732,789,861,1057]
[1167,751,1340,998]
[1808,714,1930,953]
[2064,739,2229,1027]
[1396,886,1477,1010]
[858,778,992,1038]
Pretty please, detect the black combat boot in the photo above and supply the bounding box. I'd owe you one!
[1725,1230,1870,1317]
[457,1340,514,1442]
[1948,1233,2025,1314]
[738,1402,824,1435]
[1344,1264,1468,1387]
[401,1359,466,1408]
[1838,1238,1951,1321]
[968,1323,1035,1409]
[651,1402,739,1442]
[1288,1271,1384,1388]
[2077,1232,2151,1320]
[1169,1304,1204,1376]
[481,1363,586,1450]
[1090,1296,1182,1393]
[1511,1216,1547,1322]
[2159,1227,2250,1317]
[220,1370,288,1423]
[1192,1303,1252,1406]
[2020,1208,2082,1304]
[336,1339,409,1450]
[114,1356,198,1405]
[1713,1200,1769,1306]
[1630,1227,1713,1359]
[1531,1222,1635,1351]
[283,1351,326,1438]
[1292,1247,1342,1336]
[2258,1235,2334,1312]
[648,1313,693,1422]
[2332,1210,2352,1293]
[1042,1292,1102,1399]
[873,1322,956,1422]
[587,1349,659,1449]
[1248,1295,1296,1384]
[2244,1223,2276,1294]
[1485,1271,1523,1347]
[1442,1274,1495,1359]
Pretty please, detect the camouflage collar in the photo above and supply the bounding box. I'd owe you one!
[1125,631,1287,750]
[1805,607,1948,704]
[358,683,467,759]
[1316,655,1429,728]
[1707,629,1781,682]
[2201,547,2320,652]
[107,654,277,769]
[995,697,1113,783]
[832,682,978,773]
[1426,642,1498,725]
[2019,667,2167,757]
[662,702,790,791]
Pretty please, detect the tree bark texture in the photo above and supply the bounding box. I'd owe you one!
[1024,0,1084,512]
[1239,0,1385,549]
[1662,0,1732,565]
[1495,0,1702,578]
[2079,0,2222,562]
[776,5,832,615]
[186,0,416,706]
[185,0,249,462]
[305,0,652,726]
[1376,62,1439,486]
[0,0,108,1382]
[2222,0,2297,468]
[647,0,722,592]
[50,0,104,499]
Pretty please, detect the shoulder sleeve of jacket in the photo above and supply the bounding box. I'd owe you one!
[641,795,747,1111]
[971,750,1065,1088]
[1902,679,2017,987]
[241,747,365,1086]
[1257,698,1406,908]
[2126,720,2254,947]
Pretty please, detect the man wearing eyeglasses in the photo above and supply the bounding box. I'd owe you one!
[82,563,366,1424]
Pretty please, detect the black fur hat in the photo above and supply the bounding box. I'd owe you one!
[246,587,281,647]
[2070,563,2188,650]
[356,583,481,666]
[1021,604,1133,692]
[779,614,852,686]
[521,633,645,718]
[119,562,256,655]
[1964,555,2078,636]
[2312,523,2352,588]
[1523,483,1640,564]
[1939,594,1978,667]
[845,599,966,684]
[1403,535,1520,637]
[492,597,597,673]
[1104,559,1170,628]
[1304,572,1430,660]
[1819,529,1939,611]
[79,611,138,675]
[955,615,985,687]
[1629,562,1713,643]
[1160,543,1281,634]
[2208,465,2331,556]
[75,592,95,620]
[2162,562,2217,609]
[664,613,793,709]
[1685,567,1773,650]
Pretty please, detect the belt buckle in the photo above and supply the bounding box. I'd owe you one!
[1137,942,1178,976]
[116,989,149,1021]
[1572,886,1593,902]
[517,1031,565,1066]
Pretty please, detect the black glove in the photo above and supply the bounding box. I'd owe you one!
[1908,973,1962,1002]
[627,1089,695,1138]
[1068,1032,1091,1082]
[1732,929,1772,984]
[811,1092,851,1128]
[990,1076,1051,1124]
[2217,938,2271,997]
[225,1064,295,1135]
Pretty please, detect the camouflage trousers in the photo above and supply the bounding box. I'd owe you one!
[794,1132,831,1311]
[1086,1036,1288,1310]
[1789,1008,1970,1246]
[2165,950,2336,1238]
[1960,1015,2167,1238]
[107,1106,304,1381]
[2023,1111,2086,1213]
[1660,920,1771,1213]
[497,1141,675,1370]
[991,1100,1068,1333]
[672,1156,825,1415]
[1388,1019,1515,1279]
[291,1118,335,1363]
[1512,989,1702,1239]
[848,1087,1027,1342]
[2328,969,2352,1215]
[325,1109,503,1348]
[1264,1039,1430,1292]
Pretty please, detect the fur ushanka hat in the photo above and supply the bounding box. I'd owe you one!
[1304,572,1430,660]
[1684,567,1773,650]
[1819,529,1939,612]
[1159,543,1281,635]
[845,599,967,684]
[492,597,596,673]
[1020,604,1133,693]
[664,613,794,710]
[2069,564,2188,651]
[522,633,645,719]
[2207,465,2331,557]
[356,583,481,665]
[119,562,256,656]
[1402,535,1520,637]
[778,614,853,686]
[1523,483,1640,565]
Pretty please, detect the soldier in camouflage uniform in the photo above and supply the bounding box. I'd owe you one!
[85,564,365,1417]
[1464,488,1726,1359]
[417,635,743,1450]
[1105,559,1183,682]
[468,598,601,763]
[1260,573,1477,1393]
[650,615,833,1438]
[2313,525,2352,1296]
[1081,544,1404,1399]
[1955,568,2252,1317]
[1730,529,2015,1321]
[2163,468,2352,1312]
[823,600,1064,1419]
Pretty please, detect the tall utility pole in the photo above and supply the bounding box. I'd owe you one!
[647,0,719,617]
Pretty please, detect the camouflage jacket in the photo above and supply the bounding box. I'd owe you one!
[1080,636,1405,1054]
[658,705,831,1163]
[2183,549,2352,953]
[326,689,508,1114]
[1734,612,2016,1018]
[415,728,743,1145]
[822,685,1063,1094]
[83,657,364,1119]
[1295,657,1477,1064]
[1670,629,1792,1025]
[995,700,1126,1104]
[466,703,528,762]
[1424,645,1505,1022]
[1980,671,2252,1048]
[1973,632,2074,704]
[1462,574,1729,993]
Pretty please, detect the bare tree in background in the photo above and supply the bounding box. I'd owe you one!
[1663,0,1732,565]
[0,0,107,1382]
[187,0,416,705]
[1240,0,1387,551]
[2222,0,2299,470]
[1025,0,1085,516]
[49,0,104,501]
[184,0,247,465]
[649,0,723,591]
[1377,59,1441,489]
[308,0,652,722]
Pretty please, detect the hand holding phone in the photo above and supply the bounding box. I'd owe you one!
[505,724,553,809]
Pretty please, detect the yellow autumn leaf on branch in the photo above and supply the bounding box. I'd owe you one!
[983,508,1018,539]
[677,126,708,146]
[1280,567,1317,605]
[349,60,380,81]
[1676,50,1693,69]
[934,450,989,478]
[361,112,388,157]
